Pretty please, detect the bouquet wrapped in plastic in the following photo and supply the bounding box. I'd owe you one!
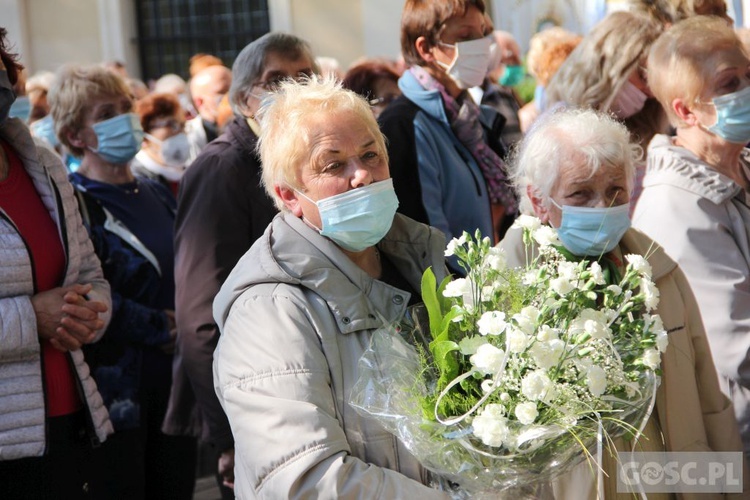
[350,217,667,497]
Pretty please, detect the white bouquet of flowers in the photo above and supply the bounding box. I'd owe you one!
[350,216,667,497]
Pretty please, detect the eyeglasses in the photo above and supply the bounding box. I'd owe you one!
[253,71,315,92]
[149,118,184,133]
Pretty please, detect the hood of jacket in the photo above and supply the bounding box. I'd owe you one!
[213,211,448,335]
[646,134,749,205]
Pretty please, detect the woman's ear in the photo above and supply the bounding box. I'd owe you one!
[66,128,87,150]
[672,97,698,127]
[415,36,436,64]
[528,186,550,224]
[276,185,303,217]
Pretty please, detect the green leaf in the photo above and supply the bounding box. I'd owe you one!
[421,267,444,337]
[431,340,460,388]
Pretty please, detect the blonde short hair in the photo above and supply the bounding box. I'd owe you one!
[648,16,745,127]
[48,64,132,157]
[526,27,581,82]
[512,108,641,214]
[257,75,388,211]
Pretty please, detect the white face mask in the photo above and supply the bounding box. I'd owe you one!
[609,80,648,119]
[146,132,190,167]
[436,36,493,89]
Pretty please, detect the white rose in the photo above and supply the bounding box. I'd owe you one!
[477,311,508,336]
[471,343,507,375]
[514,402,539,425]
[626,254,653,278]
[640,278,660,311]
[472,404,509,447]
[536,325,559,342]
[507,327,529,353]
[642,349,662,369]
[550,277,575,296]
[521,369,553,401]
[587,365,608,397]
[557,261,579,281]
[458,335,488,355]
[512,214,541,232]
[513,306,541,334]
[533,225,560,247]
[484,247,507,272]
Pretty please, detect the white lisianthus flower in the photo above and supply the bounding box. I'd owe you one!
[606,284,622,296]
[626,254,652,278]
[444,233,468,257]
[522,270,537,286]
[656,331,669,353]
[521,369,553,401]
[529,339,565,370]
[514,402,539,425]
[459,335,489,355]
[586,365,608,397]
[642,349,661,369]
[588,261,605,285]
[536,325,559,342]
[640,278,660,311]
[477,311,508,336]
[513,306,541,335]
[557,261,579,282]
[512,214,541,232]
[550,277,575,296]
[443,278,470,298]
[472,404,509,447]
[484,247,507,272]
[533,225,560,247]
[584,319,611,340]
[471,344,507,375]
[570,309,611,339]
[506,327,529,353]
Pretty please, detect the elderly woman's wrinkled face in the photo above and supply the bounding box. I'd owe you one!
[246,52,316,118]
[285,110,389,229]
[534,157,629,227]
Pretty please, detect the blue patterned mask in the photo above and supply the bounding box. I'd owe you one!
[706,86,750,144]
[89,113,144,164]
[297,179,400,252]
[550,200,631,257]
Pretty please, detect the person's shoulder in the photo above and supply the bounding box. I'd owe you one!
[378,95,420,125]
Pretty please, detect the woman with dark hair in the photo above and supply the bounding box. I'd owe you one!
[378,0,517,259]
[0,27,113,499]
[132,92,190,197]
[342,58,402,118]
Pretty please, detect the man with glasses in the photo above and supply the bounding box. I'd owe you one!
[163,32,318,499]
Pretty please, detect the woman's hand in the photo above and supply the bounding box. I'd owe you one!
[32,283,109,352]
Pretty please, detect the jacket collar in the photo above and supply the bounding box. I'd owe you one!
[398,70,451,125]
[646,134,746,204]
[619,227,676,282]
[226,116,258,154]
[214,211,447,335]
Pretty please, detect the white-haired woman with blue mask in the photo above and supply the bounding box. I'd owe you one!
[212,76,452,499]
[498,107,746,498]
[634,16,750,459]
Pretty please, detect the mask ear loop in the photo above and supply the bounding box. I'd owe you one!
[290,185,324,232]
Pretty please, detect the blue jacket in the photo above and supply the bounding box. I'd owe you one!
[70,175,176,431]
[379,70,504,263]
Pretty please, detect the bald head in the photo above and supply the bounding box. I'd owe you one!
[190,65,232,123]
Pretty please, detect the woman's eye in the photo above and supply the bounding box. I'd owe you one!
[362,151,378,161]
[323,162,342,172]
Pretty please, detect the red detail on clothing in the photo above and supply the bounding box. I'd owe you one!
[0,140,81,416]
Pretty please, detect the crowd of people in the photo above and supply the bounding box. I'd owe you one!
[3,0,750,497]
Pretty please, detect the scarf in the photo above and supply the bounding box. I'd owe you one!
[410,66,518,212]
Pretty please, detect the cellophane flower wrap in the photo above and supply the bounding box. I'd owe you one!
[350,216,668,496]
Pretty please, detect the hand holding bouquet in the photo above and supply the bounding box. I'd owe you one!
[351,217,667,496]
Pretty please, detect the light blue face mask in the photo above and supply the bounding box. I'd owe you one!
[30,114,59,147]
[499,65,524,87]
[706,86,750,144]
[296,178,400,252]
[550,200,631,257]
[8,95,31,122]
[89,112,144,164]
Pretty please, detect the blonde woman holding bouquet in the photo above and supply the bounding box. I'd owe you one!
[500,107,747,498]
[212,77,451,499]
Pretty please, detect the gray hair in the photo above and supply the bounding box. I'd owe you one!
[511,108,641,213]
[229,32,318,116]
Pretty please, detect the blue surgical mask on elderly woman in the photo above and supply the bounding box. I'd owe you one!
[89,112,144,164]
[296,179,400,252]
[30,114,59,147]
[9,95,31,122]
[0,69,16,123]
[549,199,631,257]
[705,86,750,144]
